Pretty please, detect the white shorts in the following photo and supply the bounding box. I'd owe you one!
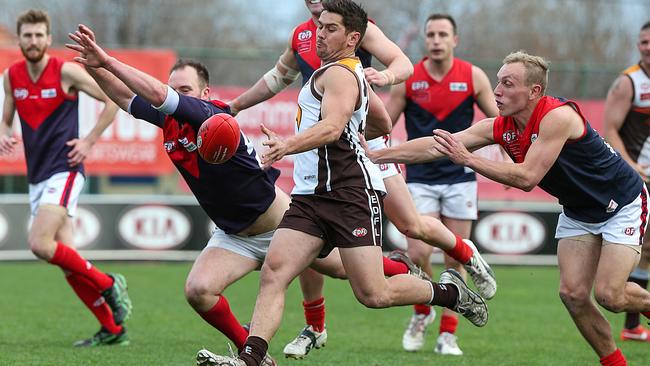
[555,188,649,246]
[407,181,478,220]
[205,226,274,262]
[28,171,85,217]
[367,136,400,179]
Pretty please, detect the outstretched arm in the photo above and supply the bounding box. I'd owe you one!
[435,107,581,191]
[68,24,171,109]
[365,117,495,165]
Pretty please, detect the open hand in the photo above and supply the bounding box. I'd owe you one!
[432,129,471,165]
[260,123,288,168]
[66,24,110,68]
[66,137,93,167]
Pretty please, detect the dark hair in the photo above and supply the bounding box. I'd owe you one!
[425,13,457,35]
[322,0,368,43]
[642,21,650,32]
[16,9,50,35]
[171,59,210,88]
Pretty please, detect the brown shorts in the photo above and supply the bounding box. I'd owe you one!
[278,186,384,258]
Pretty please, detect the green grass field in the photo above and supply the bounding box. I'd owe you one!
[1,262,649,365]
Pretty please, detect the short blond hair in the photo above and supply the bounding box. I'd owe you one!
[16,9,50,35]
[503,50,549,94]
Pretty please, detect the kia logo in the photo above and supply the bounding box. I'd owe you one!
[118,205,191,249]
[73,207,101,249]
[474,211,546,254]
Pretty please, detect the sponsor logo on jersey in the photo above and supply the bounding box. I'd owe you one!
[474,211,546,254]
[164,140,176,153]
[178,137,197,152]
[13,88,28,100]
[641,82,650,91]
[196,135,203,148]
[624,227,636,236]
[606,199,619,213]
[298,30,312,42]
[640,93,650,101]
[449,82,468,92]
[352,227,368,237]
[41,88,57,99]
[411,81,429,91]
[502,130,517,143]
[379,163,389,171]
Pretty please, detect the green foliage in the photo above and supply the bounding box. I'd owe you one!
[0,263,648,365]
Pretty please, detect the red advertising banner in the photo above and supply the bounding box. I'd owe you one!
[0,48,176,175]
[212,86,607,203]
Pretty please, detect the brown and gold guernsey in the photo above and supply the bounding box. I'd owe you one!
[292,57,385,195]
[619,63,650,170]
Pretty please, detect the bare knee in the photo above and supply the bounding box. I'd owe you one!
[559,286,591,311]
[594,286,626,313]
[353,289,391,309]
[184,277,222,310]
[28,235,54,261]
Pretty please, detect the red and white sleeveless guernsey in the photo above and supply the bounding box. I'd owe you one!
[8,57,81,184]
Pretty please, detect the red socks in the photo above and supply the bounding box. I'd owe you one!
[413,304,431,316]
[600,349,626,366]
[66,273,122,334]
[49,242,113,291]
[443,235,474,264]
[439,314,459,334]
[200,296,249,352]
[382,256,409,276]
[304,297,326,332]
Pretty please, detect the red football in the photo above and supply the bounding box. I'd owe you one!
[197,113,241,164]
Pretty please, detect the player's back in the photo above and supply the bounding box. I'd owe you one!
[130,95,280,234]
[8,57,81,183]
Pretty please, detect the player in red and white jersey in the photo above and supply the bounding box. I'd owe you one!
[368,50,650,366]
[0,9,132,347]
[385,14,499,355]
[604,20,650,343]
[229,2,496,359]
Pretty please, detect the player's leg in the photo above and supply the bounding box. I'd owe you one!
[55,217,128,346]
[557,235,617,357]
[435,217,471,356]
[233,228,324,366]
[185,242,261,352]
[282,268,329,359]
[29,172,131,326]
[622,229,650,342]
